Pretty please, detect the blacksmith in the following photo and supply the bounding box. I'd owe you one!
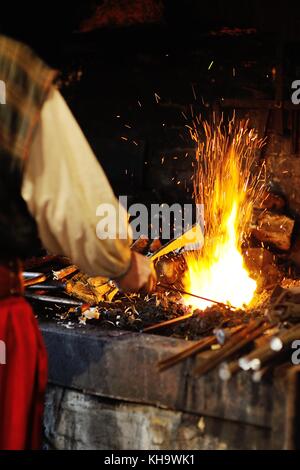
[0,34,155,450]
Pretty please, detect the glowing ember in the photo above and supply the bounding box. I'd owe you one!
[184,117,265,310]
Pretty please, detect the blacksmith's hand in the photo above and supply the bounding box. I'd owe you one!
[115,251,157,294]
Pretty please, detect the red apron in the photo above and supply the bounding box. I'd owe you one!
[0,264,48,450]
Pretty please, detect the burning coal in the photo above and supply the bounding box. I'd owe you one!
[184,117,265,310]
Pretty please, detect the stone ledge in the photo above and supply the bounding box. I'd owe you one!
[40,320,275,428]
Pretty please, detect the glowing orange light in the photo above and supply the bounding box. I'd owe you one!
[184,118,265,310]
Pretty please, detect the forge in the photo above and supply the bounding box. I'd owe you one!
[25,122,300,449]
[4,0,300,455]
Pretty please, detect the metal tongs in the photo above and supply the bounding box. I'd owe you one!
[149,223,203,262]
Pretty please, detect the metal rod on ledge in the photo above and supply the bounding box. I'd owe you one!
[25,293,83,307]
[158,283,236,310]
[158,336,216,371]
[159,325,245,373]
[24,274,48,287]
[143,312,194,333]
[194,319,267,377]
[26,282,65,291]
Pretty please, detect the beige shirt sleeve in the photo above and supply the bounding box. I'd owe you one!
[21,88,132,278]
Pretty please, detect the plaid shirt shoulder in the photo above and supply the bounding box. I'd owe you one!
[0,35,58,166]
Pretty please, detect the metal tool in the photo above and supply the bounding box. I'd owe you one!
[26,282,66,291]
[158,283,236,310]
[23,271,44,280]
[24,274,48,287]
[25,293,83,306]
[143,312,193,333]
[150,224,203,262]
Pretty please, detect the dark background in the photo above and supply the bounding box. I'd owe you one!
[2,0,300,207]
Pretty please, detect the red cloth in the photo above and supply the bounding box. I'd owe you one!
[0,296,47,450]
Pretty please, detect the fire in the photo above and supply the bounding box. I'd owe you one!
[184,118,265,310]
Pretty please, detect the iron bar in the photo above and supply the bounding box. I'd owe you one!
[25,293,83,307]
[158,325,245,372]
[194,319,267,376]
[24,274,48,287]
[143,313,193,333]
[158,336,216,372]
[158,283,236,310]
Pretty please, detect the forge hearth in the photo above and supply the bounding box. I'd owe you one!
[40,319,300,450]
[27,201,300,451]
[3,0,300,457]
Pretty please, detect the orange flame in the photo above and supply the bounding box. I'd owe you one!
[184,117,265,310]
